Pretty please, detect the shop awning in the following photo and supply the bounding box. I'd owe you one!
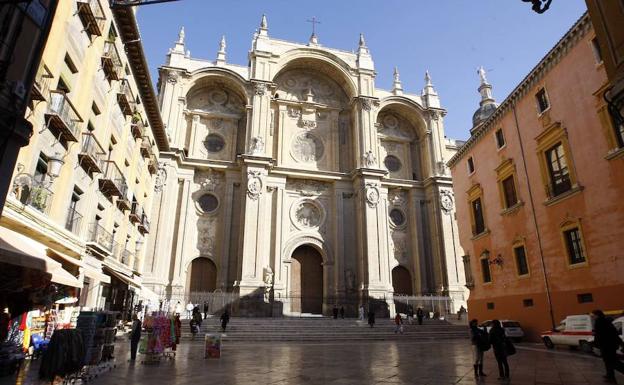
[82,263,111,284]
[104,266,141,288]
[47,249,83,268]
[0,226,82,288]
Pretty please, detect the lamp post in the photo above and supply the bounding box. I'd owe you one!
[47,152,65,181]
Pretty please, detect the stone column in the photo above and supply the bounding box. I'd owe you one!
[217,174,236,290]
[408,189,426,295]
[247,82,272,157]
[171,176,192,291]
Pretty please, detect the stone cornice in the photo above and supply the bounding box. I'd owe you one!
[447,12,590,168]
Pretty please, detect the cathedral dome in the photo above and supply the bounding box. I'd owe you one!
[472,102,498,127]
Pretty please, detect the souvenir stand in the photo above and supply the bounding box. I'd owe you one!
[73,311,117,382]
[140,314,179,364]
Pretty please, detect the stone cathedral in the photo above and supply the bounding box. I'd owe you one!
[143,16,467,316]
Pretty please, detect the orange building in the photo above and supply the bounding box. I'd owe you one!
[448,13,624,341]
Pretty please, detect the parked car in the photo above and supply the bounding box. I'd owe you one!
[541,314,594,352]
[479,320,525,341]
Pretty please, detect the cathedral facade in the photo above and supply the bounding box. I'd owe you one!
[143,17,467,316]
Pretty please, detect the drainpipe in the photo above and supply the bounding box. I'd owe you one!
[511,102,556,330]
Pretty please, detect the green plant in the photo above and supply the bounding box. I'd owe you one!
[29,187,49,211]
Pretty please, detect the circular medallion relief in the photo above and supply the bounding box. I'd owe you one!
[384,155,402,172]
[383,115,399,129]
[291,132,324,163]
[389,208,406,227]
[209,90,227,104]
[197,193,219,214]
[204,134,225,153]
[295,202,322,228]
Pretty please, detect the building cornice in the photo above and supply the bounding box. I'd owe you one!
[112,6,170,152]
[447,12,591,168]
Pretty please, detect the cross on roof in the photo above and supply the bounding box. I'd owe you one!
[306,17,321,36]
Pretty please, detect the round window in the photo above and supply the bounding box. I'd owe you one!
[384,155,402,172]
[389,209,406,227]
[204,134,225,153]
[198,194,219,213]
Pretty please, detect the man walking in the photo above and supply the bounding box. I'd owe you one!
[416,307,424,325]
[367,308,375,328]
[203,302,209,319]
[129,314,141,362]
[339,306,345,319]
[593,310,624,383]
[186,302,193,319]
[220,310,230,332]
[394,313,404,334]
[332,305,338,319]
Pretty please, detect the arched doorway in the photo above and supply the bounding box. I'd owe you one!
[291,245,323,314]
[189,257,217,293]
[392,265,413,295]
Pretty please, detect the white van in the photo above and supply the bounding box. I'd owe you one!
[541,314,594,352]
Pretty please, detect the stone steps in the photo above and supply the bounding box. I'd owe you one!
[178,317,468,342]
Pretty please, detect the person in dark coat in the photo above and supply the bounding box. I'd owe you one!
[489,319,510,379]
[332,305,338,319]
[339,306,345,319]
[592,310,624,382]
[367,309,375,328]
[203,302,209,319]
[129,314,141,362]
[220,310,230,332]
[416,307,424,325]
[469,319,487,378]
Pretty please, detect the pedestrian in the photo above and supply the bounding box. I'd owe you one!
[469,318,489,378]
[488,319,510,379]
[394,313,404,334]
[220,310,230,332]
[359,305,365,321]
[416,307,424,325]
[367,309,375,328]
[592,310,624,383]
[186,302,194,319]
[203,302,209,319]
[129,314,141,362]
[333,305,339,319]
[407,306,414,325]
[175,301,182,316]
[340,306,345,319]
[192,307,202,329]
[458,305,467,321]
[172,314,181,351]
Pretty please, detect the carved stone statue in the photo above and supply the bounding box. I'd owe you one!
[249,136,265,155]
[363,150,376,168]
[263,266,274,286]
[345,269,355,291]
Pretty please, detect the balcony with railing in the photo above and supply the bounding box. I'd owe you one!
[120,248,134,266]
[12,175,54,215]
[78,132,106,174]
[140,136,153,159]
[138,214,150,235]
[102,41,122,81]
[129,201,143,224]
[99,161,127,198]
[87,222,114,255]
[31,64,52,102]
[65,206,83,235]
[117,79,135,116]
[147,154,158,175]
[77,0,106,36]
[116,188,131,211]
[130,116,144,140]
[45,91,82,142]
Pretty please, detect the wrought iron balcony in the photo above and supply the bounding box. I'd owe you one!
[138,214,150,235]
[140,136,153,159]
[78,132,106,174]
[116,189,131,212]
[45,91,82,142]
[117,79,135,116]
[87,222,114,254]
[99,161,127,198]
[130,115,144,140]
[12,174,54,214]
[77,0,106,36]
[102,41,122,81]
[121,248,134,266]
[129,201,143,224]
[31,64,52,102]
[65,206,83,235]
[147,155,158,175]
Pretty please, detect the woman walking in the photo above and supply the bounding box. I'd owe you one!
[489,319,510,380]
[469,319,488,378]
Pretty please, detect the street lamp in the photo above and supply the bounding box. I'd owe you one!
[47,152,64,181]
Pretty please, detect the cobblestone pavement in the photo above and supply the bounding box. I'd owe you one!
[4,340,623,385]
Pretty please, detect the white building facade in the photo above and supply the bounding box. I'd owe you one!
[144,17,467,316]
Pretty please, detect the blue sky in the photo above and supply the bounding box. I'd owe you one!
[136,0,587,140]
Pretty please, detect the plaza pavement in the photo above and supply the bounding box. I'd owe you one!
[5,339,622,385]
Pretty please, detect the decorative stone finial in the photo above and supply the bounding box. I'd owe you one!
[219,35,226,53]
[216,35,227,65]
[305,88,315,103]
[425,70,432,86]
[259,14,268,36]
[392,67,403,95]
[309,33,319,46]
[478,66,489,85]
[359,33,366,47]
[422,70,437,99]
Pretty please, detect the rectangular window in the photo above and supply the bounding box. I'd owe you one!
[536,88,550,113]
[495,128,506,149]
[472,198,485,235]
[564,227,586,265]
[577,293,593,303]
[591,37,603,63]
[610,113,624,149]
[66,187,82,233]
[514,245,529,275]
[34,153,49,183]
[523,298,534,307]
[467,157,475,174]
[64,54,78,74]
[545,143,572,196]
[486,302,495,310]
[502,176,518,208]
[481,258,492,283]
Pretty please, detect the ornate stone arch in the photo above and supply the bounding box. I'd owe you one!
[183,255,217,276]
[186,68,250,105]
[282,234,333,265]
